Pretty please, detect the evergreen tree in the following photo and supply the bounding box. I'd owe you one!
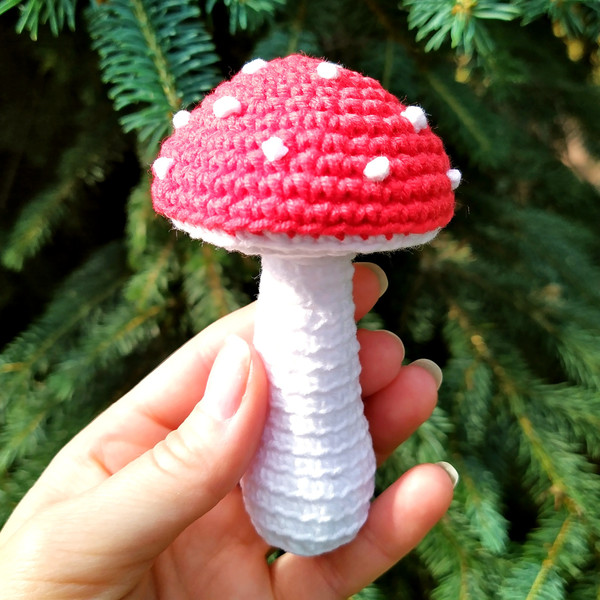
[1,1,599,598]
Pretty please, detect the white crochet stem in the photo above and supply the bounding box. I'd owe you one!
[241,254,376,556]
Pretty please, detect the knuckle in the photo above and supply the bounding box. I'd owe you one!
[149,427,200,477]
[144,421,229,509]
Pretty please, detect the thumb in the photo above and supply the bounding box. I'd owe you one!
[76,335,268,558]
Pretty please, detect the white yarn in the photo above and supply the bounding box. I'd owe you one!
[171,220,440,257]
[261,136,289,162]
[242,58,268,74]
[316,61,340,79]
[213,95,243,118]
[152,157,174,180]
[401,105,428,132]
[241,254,376,555]
[446,168,462,190]
[363,156,390,181]
[172,110,191,129]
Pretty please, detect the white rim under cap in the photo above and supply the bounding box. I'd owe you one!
[171,220,440,256]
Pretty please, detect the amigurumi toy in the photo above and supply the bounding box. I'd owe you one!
[151,54,460,556]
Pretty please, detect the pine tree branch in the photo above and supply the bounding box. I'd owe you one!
[125,238,177,309]
[401,0,520,56]
[425,70,493,157]
[510,395,574,510]
[182,245,246,330]
[124,178,176,269]
[87,0,221,150]
[525,514,574,600]
[478,208,600,309]
[0,0,77,38]
[1,187,67,271]
[460,461,508,554]
[418,509,494,599]
[500,508,591,600]
[206,0,285,34]
[448,302,599,523]
[440,234,600,390]
[87,303,164,368]
[130,0,179,112]
[440,519,476,600]
[201,245,233,319]
[533,385,600,459]
[350,583,386,600]
[0,301,167,472]
[0,243,127,409]
[442,262,560,341]
[0,405,51,472]
[1,113,125,271]
[0,0,21,14]
[0,279,117,378]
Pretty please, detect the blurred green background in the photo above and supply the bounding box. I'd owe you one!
[1,1,600,597]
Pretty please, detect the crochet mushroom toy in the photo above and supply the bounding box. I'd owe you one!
[151,54,460,556]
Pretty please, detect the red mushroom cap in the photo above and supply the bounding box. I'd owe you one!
[151,54,459,254]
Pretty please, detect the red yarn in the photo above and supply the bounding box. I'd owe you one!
[151,54,456,240]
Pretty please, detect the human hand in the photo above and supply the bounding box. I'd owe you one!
[0,263,456,600]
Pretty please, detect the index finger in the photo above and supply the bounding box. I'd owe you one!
[91,261,386,436]
[58,262,386,471]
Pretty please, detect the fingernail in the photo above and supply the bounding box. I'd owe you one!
[202,335,251,420]
[356,262,388,297]
[436,461,460,488]
[409,358,443,390]
[380,330,405,354]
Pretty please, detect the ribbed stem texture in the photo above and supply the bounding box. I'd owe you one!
[241,254,376,555]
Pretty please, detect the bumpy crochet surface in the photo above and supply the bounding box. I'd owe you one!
[151,54,456,240]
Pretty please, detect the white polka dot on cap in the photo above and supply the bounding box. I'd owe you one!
[213,96,242,119]
[316,62,340,79]
[401,106,428,132]
[261,136,289,162]
[447,169,462,190]
[153,157,175,180]
[363,156,390,182]
[242,58,268,74]
[172,110,191,129]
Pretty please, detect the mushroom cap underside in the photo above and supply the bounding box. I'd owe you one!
[151,54,459,248]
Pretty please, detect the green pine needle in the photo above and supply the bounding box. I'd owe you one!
[0,0,77,39]
[401,0,520,55]
[0,243,127,412]
[87,0,221,150]
[1,119,124,271]
[206,0,285,34]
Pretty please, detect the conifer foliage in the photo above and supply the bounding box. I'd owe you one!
[1,1,599,598]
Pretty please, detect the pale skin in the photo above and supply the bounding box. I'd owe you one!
[0,263,454,600]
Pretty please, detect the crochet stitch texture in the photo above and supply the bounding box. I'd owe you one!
[151,54,460,555]
[151,54,455,240]
[243,254,374,555]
